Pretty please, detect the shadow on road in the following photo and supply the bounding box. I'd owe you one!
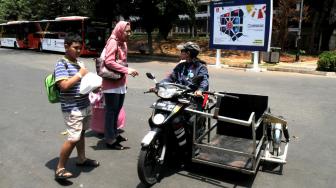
[85,130,104,139]
[85,130,132,151]
[136,182,150,188]
[134,162,257,188]
[85,129,125,139]
[45,157,99,186]
[177,163,257,188]
[89,139,131,151]
[54,179,74,186]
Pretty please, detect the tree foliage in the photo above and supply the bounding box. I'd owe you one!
[156,0,197,40]
[130,0,197,53]
[0,0,334,53]
[0,0,95,21]
[0,0,31,21]
[272,0,309,50]
[94,0,135,24]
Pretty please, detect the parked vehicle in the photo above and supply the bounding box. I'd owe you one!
[0,16,109,56]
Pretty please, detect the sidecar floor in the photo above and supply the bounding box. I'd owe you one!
[194,134,260,170]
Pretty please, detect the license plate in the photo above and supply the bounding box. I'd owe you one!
[154,101,175,111]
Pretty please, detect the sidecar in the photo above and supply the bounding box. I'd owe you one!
[185,92,289,174]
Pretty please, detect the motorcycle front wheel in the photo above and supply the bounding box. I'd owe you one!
[137,136,163,186]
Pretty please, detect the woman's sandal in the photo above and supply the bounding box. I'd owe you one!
[76,159,100,167]
[117,135,128,142]
[106,142,125,150]
[55,168,73,180]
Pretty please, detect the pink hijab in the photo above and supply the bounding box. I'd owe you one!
[102,21,130,90]
[111,21,130,42]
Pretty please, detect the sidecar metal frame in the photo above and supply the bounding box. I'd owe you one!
[185,92,289,174]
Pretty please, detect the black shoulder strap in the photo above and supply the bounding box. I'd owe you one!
[53,58,69,77]
[60,58,68,70]
[103,37,119,61]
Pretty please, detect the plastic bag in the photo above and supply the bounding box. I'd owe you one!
[79,72,102,94]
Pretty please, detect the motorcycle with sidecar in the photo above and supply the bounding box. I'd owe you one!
[137,73,290,186]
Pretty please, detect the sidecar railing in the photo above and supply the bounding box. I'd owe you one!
[185,92,288,175]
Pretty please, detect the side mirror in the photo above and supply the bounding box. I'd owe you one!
[146,72,156,80]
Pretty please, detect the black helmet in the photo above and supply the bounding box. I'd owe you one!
[177,42,200,58]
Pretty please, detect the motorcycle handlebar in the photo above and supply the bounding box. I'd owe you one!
[203,91,239,99]
[162,82,190,90]
[187,93,202,98]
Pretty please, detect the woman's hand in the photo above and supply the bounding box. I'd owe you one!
[128,68,139,77]
[149,87,157,92]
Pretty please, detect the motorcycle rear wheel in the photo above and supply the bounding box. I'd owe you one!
[137,137,163,186]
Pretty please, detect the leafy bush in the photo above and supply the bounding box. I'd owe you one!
[317,51,336,71]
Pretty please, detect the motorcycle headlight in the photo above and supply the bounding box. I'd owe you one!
[152,113,165,125]
[157,86,177,99]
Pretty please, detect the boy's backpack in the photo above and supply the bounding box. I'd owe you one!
[44,60,68,103]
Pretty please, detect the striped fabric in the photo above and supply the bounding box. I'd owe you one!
[54,58,90,112]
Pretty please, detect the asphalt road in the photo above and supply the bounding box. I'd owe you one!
[0,48,335,188]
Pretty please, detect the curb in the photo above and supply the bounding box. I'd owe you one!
[226,64,335,76]
[265,66,328,76]
[128,54,336,77]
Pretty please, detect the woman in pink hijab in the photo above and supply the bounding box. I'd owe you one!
[101,21,139,149]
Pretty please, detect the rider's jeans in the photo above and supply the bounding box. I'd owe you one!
[104,93,125,141]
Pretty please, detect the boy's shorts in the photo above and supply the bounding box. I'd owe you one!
[62,106,92,141]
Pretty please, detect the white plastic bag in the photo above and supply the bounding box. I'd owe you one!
[79,72,102,94]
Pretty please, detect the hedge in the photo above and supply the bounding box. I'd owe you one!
[317,51,336,71]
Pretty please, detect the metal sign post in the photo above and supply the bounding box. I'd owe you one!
[215,49,221,68]
[247,51,262,72]
[210,49,224,68]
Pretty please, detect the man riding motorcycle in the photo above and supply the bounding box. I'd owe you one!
[149,41,210,160]
[155,41,209,97]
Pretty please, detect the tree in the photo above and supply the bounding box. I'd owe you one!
[156,0,176,40]
[306,0,335,53]
[184,0,198,38]
[272,0,307,51]
[0,0,31,21]
[94,0,135,24]
[132,0,161,54]
[156,0,195,40]
[321,0,336,51]
[0,0,96,22]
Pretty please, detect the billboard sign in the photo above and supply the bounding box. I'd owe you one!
[209,0,273,51]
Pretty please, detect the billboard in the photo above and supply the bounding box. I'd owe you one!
[209,0,272,51]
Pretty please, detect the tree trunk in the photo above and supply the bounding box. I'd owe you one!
[309,12,320,53]
[147,32,153,54]
[321,24,336,51]
[309,0,333,53]
[278,4,289,50]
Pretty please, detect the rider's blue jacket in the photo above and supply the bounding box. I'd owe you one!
[161,59,209,91]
